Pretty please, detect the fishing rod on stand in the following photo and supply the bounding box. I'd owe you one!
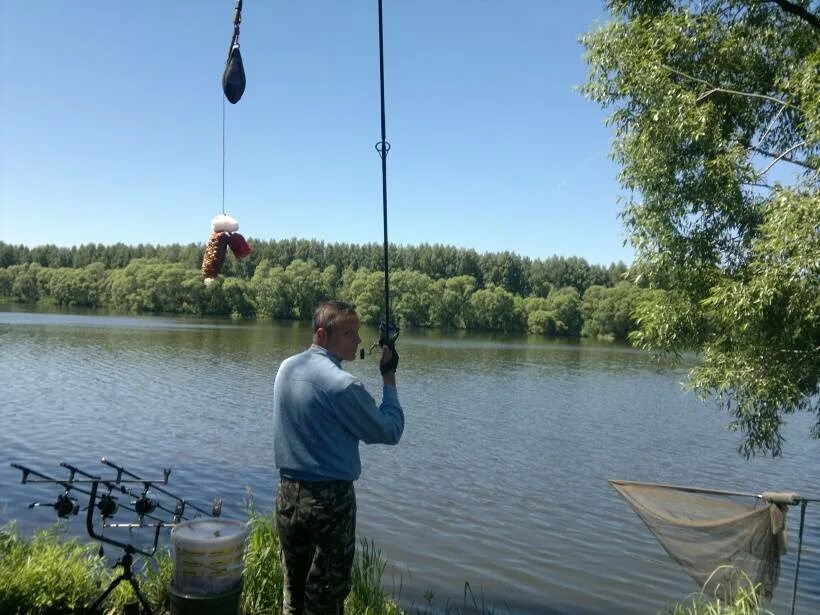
[362,0,400,361]
[11,458,223,615]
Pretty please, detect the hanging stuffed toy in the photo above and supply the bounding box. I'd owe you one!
[202,214,252,285]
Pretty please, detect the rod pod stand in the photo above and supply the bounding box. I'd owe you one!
[85,480,160,615]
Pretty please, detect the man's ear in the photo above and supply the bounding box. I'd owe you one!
[314,327,329,345]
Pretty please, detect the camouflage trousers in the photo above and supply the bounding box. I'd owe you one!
[275,479,356,615]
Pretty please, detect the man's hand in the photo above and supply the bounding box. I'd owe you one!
[379,345,399,376]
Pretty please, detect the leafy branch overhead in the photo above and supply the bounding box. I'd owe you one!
[581,0,819,456]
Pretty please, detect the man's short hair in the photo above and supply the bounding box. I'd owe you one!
[313,300,357,333]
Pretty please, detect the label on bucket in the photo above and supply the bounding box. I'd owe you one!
[171,518,249,595]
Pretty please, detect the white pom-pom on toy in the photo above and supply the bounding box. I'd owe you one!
[211,214,239,233]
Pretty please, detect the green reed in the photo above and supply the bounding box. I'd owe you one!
[665,566,773,615]
[0,521,176,615]
[0,522,106,615]
[347,538,403,615]
[2,516,505,615]
[240,510,285,614]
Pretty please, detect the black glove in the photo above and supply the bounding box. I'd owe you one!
[379,346,399,375]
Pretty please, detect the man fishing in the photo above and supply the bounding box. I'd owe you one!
[272,299,403,614]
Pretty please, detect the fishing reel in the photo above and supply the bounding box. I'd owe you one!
[360,320,400,360]
[29,491,79,518]
[133,492,158,518]
[96,493,118,518]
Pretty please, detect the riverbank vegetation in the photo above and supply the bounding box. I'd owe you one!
[0,514,402,615]
[581,0,819,456]
[0,519,778,615]
[0,240,649,341]
[666,566,772,615]
[0,515,499,614]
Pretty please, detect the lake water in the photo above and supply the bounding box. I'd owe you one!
[1,308,817,614]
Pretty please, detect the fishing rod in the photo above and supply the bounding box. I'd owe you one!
[61,462,181,525]
[363,0,400,360]
[61,462,146,528]
[220,0,393,351]
[101,457,222,518]
[11,463,82,518]
[11,462,166,524]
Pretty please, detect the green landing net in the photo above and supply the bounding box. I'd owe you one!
[609,480,795,599]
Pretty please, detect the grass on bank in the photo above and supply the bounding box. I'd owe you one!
[0,512,400,615]
[1,520,776,615]
[664,566,774,615]
[0,522,173,615]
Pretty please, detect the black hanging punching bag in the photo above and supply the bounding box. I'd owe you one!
[222,0,245,104]
[223,44,246,104]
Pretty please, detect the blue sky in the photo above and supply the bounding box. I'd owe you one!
[0,1,631,266]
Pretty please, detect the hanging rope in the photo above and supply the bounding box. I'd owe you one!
[221,97,226,215]
[201,0,252,284]
[220,0,245,215]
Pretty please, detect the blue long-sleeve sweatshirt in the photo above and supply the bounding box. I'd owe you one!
[272,344,404,482]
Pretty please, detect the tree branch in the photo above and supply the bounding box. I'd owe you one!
[660,65,797,110]
[695,87,795,108]
[757,104,786,145]
[750,144,818,173]
[763,0,820,31]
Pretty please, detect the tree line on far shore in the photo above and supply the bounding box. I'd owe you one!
[0,240,650,340]
[0,240,628,297]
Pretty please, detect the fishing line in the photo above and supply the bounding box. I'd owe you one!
[220,0,244,216]
[221,95,226,216]
[201,0,251,284]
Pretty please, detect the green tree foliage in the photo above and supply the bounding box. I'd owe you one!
[286,259,333,320]
[45,263,109,308]
[0,240,623,299]
[109,259,191,313]
[479,251,529,296]
[7,264,41,303]
[390,270,434,328]
[465,285,525,332]
[526,310,557,336]
[522,297,556,335]
[0,243,21,268]
[582,282,644,340]
[213,277,255,317]
[0,252,660,342]
[527,261,555,298]
[250,260,292,320]
[544,287,584,337]
[541,256,592,294]
[342,268,385,325]
[0,268,11,297]
[1,241,657,341]
[429,275,477,329]
[248,258,336,320]
[582,0,820,455]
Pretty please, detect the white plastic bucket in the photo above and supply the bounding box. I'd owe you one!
[170,518,250,596]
